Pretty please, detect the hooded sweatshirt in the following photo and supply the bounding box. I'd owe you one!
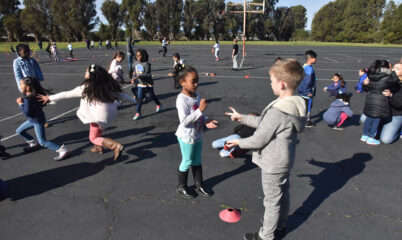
[323,99,353,126]
[238,96,306,174]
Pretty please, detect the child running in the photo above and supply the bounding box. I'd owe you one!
[361,60,399,145]
[131,49,162,120]
[323,73,347,96]
[323,93,353,130]
[298,50,317,128]
[38,64,136,160]
[175,66,218,198]
[355,69,368,93]
[16,78,69,160]
[225,59,306,240]
[109,52,126,84]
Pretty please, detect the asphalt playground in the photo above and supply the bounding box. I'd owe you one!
[0,44,401,240]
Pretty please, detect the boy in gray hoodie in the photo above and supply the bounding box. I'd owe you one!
[226,59,306,240]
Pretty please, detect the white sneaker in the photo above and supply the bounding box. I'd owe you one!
[54,144,69,160]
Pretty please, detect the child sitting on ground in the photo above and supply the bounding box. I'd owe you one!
[225,59,306,240]
[323,93,353,130]
[355,69,367,93]
[323,73,347,96]
[212,112,259,158]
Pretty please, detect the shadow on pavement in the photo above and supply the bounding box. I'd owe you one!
[286,153,372,235]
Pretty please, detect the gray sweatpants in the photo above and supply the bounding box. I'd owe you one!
[259,171,290,240]
[232,54,238,69]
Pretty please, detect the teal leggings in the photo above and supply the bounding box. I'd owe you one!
[178,137,202,171]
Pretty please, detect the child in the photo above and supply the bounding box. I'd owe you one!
[323,73,347,96]
[361,60,399,145]
[90,40,95,49]
[16,78,69,160]
[13,44,45,93]
[38,65,135,160]
[298,50,317,128]
[131,49,162,120]
[126,37,135,78]
[45,43,51,58]
[50,42,60,63]
[67,42,74,58]
[231,38,239,70]
[171,53,185,89]
[160,36,169,57]
[212,40,220,61]
[212,113,258,158]
[355,69,368,93]
[175,66,218,198]
[225,59,306,240]
[323,93,353,130]
[109,52,125,84]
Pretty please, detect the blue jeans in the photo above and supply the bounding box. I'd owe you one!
[136,86,161,114]
[380,115,402,144]
[212,134,241,157]
[16,120,59,151]
[363,116,381,138]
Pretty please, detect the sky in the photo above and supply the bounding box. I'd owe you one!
[95,0,402,30]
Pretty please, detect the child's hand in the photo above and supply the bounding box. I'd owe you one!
[226,139,239,148]
[16,97,23,105]
[363,77,369,85]
[206,119,218,129]
[307,94,313,97]
[199,98,207,112]
[225,107,242,122]
[37,94,50,104]
[323,87,327,92]
[382,89,392,97]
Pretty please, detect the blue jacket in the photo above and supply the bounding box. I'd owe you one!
[323,99,353,126]
[19,95,46,124]
[355,73,367,92]
[13,57,44,92]
[326,82,347,95]
[298,64,316,97]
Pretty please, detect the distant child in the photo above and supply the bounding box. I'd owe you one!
[114,40,119,50]
[298,50,317,128]
[131,49,162,120]
[355,69,368,93]
[90,40,95,49]
[231,38,239,70]
[38,65,136,160]
[361,60,399,145]
[171,52,185,89]
[175,66,218,198]
[50,42,60,63]
[67,42,74,58]
[109,51,125,84]
[323,93,353,130]
[126,37,135,78]
[160,36,169,57]
[323,73,347,96]
[225,59,306,240]
[38,40,42,50]
[212,113,258,158]
[16,78,69,160]
[212,40,220,61]
[99,40,103,49]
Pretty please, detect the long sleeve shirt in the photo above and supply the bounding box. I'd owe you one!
[13,57,44,92]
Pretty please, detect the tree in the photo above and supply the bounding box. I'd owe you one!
[143,1,157,40]
[183,0,195,39]
[381,1,402,43]
[101,0,123,40]
[1,0,21,41]
[121,0,145,39]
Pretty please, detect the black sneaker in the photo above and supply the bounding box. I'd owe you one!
[332,125,344,130]
[305,121,314,128]
[244,232,262,240]
[274,227,287,239]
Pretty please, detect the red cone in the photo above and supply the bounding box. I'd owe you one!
[245,75,250,79]
[219,208,241,223]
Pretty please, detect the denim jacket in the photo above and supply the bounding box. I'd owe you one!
[13,57,44,92]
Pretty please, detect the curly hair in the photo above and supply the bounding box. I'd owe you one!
[81,64,122,103]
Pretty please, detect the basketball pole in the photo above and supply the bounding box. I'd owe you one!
[243,0,246,59]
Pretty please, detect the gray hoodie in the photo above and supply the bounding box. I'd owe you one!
[238,96,306,174]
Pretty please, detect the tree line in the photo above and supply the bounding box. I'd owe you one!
[0,0,400,44]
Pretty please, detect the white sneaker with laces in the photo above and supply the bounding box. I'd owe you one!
[54,144,69,160]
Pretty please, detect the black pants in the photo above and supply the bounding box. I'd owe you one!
[162,46,167,57]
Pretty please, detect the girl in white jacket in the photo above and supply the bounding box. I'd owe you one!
[38,64,136,160]
[109,52,125,84]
